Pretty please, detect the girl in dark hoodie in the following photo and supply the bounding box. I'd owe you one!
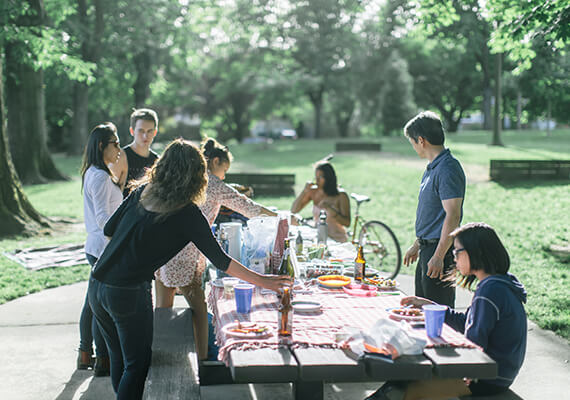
[367,222,527,400]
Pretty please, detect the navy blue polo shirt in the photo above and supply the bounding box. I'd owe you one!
[415,149,465,239]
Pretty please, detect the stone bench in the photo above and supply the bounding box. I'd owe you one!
[225,173,295,196]
[490,159,570,181]
[143,308,200,399]
[335,141,382,152]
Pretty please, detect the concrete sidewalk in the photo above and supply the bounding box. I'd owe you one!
[0,275,568,399]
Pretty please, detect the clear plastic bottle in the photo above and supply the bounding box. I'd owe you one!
[317,210,328,244]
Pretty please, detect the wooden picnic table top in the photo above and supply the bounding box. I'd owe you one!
[208,282,497,400]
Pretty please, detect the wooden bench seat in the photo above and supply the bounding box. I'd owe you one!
[225,173,295,196]
[490,159,570,181]
[143,308,200,399]
[335,142,382,152]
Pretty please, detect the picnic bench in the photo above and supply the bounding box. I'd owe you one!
[335,141,382,152]
[490,159,570,181]
[225,173,295,196]
[143,308,200,399]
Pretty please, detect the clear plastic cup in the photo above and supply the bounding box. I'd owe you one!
[222,277,239,298]
[422,304,447,338]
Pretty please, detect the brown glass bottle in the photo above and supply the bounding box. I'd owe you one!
[354,245,366,281]
[278,287,293,337]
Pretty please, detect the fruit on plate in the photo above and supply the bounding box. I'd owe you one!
[391,308,423,317]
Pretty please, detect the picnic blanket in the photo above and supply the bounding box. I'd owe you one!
[3,243,87,271]
[208,284,478,365]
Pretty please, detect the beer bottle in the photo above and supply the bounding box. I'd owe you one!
[278,238,291,276]
[278,287,293,337]
[354,245,366,281]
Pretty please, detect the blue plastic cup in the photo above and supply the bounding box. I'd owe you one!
[422,304,447,337]
[234,284,254,314]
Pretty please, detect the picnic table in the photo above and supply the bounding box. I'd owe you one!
[207,280,497,400]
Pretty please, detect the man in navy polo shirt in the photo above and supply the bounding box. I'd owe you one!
[402,111,465,308]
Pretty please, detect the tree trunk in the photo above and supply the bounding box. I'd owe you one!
[308,86,324,139]
[70,82,89,155]
[491,53,503,146]
[5,0,66,184]
[0,51,48,237]
[483,86,492,130]
[68,0,104,155]
[133,50,153,107]
[5,44,66,184]
[546,99,552,137]
[516,90,522,130]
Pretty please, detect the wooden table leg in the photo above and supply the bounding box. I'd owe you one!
[293,380,323,400]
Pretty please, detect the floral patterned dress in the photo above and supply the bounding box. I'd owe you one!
[155,172,262,287]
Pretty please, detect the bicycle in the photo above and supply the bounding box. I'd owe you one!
[348,192,402,279]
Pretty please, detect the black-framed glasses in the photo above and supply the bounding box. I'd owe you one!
[452,248,466,258]
[107,140,120,148]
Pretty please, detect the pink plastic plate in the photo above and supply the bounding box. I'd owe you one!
[342,282,378,297]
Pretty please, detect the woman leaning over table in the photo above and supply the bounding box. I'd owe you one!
[77,123,123,376]
[290,161,350,242]
[154,137,277,360]
[88,139,291,399]
[366,222,527,400]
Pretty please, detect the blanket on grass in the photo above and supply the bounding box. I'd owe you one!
[3,243,87,271]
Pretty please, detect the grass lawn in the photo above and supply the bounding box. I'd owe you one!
[1,129,569,340]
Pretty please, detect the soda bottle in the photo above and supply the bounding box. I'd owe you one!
[278,287,293,337]
[354,245,366,281]
[317,210,328,245]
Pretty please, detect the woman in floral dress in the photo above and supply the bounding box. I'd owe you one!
[155,138,276,359]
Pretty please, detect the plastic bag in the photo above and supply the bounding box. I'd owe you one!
[240,216,279,274]
[342,318,426,360]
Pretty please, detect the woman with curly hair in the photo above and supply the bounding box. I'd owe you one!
[155,137,276,360]
[88,139,291,399]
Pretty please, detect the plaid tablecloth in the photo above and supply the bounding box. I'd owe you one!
[208,284,478,365]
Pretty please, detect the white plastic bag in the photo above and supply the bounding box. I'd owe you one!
[240,216,279,273]
[342,318,427,360]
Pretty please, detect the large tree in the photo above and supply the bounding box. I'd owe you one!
[0,38,47,237]
[4,0,66,183]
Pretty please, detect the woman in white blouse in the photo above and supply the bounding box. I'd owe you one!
[155,137,276,360]
[77,123,122,376]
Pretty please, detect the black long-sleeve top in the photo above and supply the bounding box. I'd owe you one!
[92,185,231,286]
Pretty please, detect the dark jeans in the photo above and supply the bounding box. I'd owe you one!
[79,254,108,357]
[88,276,153,399]
[415,242,455,308]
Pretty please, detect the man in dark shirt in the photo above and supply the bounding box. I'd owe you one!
[110,108,159,197]
[402,111,466,308]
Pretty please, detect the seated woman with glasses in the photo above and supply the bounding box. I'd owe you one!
[366,222,527,400]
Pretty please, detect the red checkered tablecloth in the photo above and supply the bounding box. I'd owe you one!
[208,284,478,365]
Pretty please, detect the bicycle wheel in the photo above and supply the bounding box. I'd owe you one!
[358,220,402,279]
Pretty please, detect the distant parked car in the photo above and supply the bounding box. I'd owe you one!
[279,129,297,140]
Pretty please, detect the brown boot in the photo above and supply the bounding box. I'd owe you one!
[94,356,110,377]
[77,350,94,370]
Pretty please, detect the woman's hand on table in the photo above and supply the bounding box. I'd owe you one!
[400,296,435,308]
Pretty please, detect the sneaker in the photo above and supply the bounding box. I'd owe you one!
[77,350,94,370]
[94,356,110,377]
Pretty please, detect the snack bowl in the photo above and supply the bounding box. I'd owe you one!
[317,275,351,289]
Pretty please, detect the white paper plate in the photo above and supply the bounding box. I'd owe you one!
[222,322,273,339]
[292,300,322,313]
